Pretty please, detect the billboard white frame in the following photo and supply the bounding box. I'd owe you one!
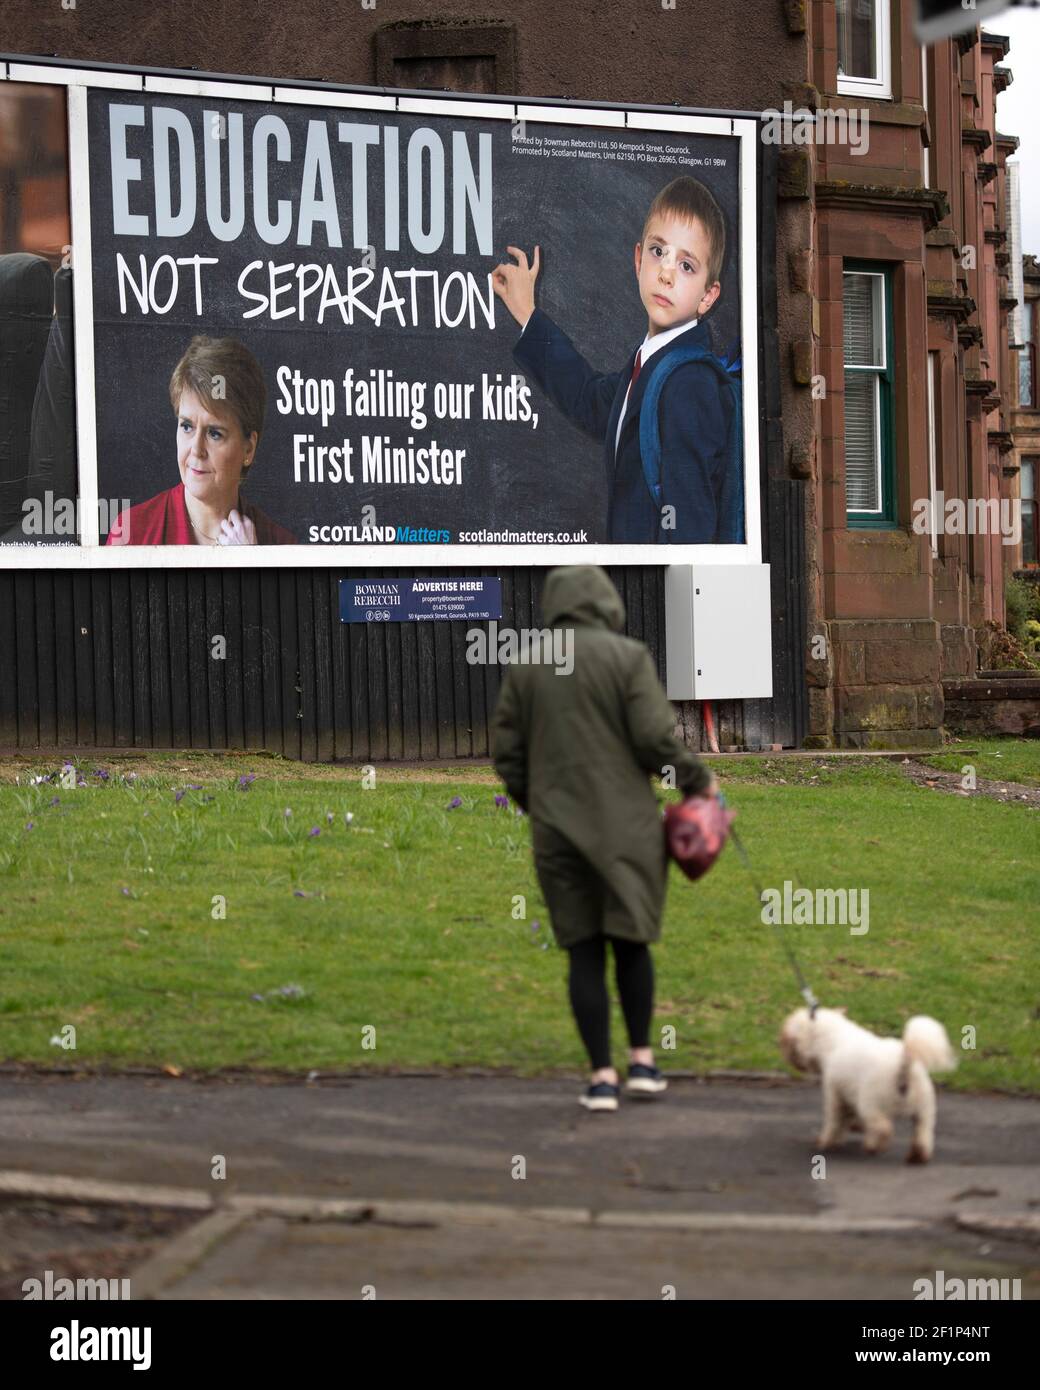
[0,57,763,571]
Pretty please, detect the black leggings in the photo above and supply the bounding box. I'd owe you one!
[566,935,654,1072]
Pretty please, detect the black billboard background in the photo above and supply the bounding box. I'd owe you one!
[87,90,743,545]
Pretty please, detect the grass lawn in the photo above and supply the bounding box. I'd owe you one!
[0,749,1036,1091]
[916,735,1040,788]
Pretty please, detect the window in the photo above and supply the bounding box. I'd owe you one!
[921,46,930,188]
[837,0,892,100]
[927,352,938,554]
[843,265,896,526]
[1023,460,1038,565]
[374,24,517,94]
[1020,302,1035,409]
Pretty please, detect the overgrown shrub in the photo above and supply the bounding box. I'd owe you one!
[979,618,1040,671]
[1005,575,1038,639]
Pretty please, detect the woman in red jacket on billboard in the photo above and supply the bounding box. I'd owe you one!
[106,335,296,546]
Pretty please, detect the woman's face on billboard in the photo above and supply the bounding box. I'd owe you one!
[175,389,256,503]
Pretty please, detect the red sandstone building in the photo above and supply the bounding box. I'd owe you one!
[0,3,1030,757]
[1011,251,1040,570]
[804,14,1021,746]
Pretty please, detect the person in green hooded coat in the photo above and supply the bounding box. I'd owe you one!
[491,565,717,1112]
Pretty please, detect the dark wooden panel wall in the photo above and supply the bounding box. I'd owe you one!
[0,558,805,760]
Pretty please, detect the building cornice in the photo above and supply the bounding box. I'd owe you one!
[818,95,925,128]
[981,32,1011,58]
[815,181,948,231]
[962,125,991,152]
[965,372,998,397]
[927,286,977,324]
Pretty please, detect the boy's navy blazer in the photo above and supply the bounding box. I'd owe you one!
[513,306,740,544]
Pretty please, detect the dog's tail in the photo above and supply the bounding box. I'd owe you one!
[902,1016,958,1074]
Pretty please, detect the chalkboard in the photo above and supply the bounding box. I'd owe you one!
[87,91,744,548]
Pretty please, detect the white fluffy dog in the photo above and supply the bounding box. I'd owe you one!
[779,1006,957,1163]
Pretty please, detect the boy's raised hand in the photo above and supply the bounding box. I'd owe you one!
[492,245,541,328]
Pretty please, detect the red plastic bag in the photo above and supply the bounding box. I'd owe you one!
[663,793,735,881]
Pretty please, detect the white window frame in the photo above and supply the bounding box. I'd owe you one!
[837,0,892,102]
[1021,459,1036,565]
[926,351,938,554]
[921,46,930,188]
[843,269,887,518]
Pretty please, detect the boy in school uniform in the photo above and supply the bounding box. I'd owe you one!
[492,176,743,545]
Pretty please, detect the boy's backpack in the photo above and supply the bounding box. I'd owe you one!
[637,342,744,543]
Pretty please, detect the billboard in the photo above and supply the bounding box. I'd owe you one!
[0,58,763,566]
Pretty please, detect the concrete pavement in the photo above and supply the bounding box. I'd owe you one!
[1,1071,1037,1299]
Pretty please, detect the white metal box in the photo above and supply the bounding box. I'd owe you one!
[665,565,773,700]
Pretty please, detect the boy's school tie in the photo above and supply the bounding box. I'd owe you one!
[614,348,644,461]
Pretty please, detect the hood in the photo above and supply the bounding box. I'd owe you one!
[541,565,626,632]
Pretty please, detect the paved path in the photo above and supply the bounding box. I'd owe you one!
[1,1073,1037,1299]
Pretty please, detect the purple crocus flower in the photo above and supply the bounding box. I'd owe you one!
[188,783,203,790]
[494,794,509,809]
[24,822,34,831]
[531,920,541,933]
[447,796,463,810]
[174,789,186,803]
[49,797,60,807]
[94,769,110,781]
[250,993,265,1002]
[237,773,256,791]
[309,826,321,837]
[121,887,131,897]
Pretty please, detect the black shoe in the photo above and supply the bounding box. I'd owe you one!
[624,1063,668,1097]
[579,1081,620,1112]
